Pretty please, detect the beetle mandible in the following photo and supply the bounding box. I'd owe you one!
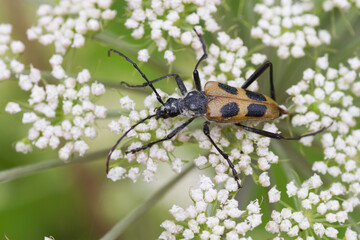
[106,28,329,188]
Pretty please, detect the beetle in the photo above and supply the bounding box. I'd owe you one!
[106,29,329,188]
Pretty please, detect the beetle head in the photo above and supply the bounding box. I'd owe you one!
[156,98,181,119]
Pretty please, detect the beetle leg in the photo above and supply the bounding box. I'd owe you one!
[241,60,275,101]
[193,28,208,92]
[235,123,332,140]
[121,73,188,96]
[126,118,195,154]
[108,49,165,105]
[203,121,242,189]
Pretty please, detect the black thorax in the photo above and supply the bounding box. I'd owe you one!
[156,91,209,119]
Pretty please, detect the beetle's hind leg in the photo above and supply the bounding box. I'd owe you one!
[203,121,242,189]
[121,73,188,96]
[241,60,275,101]
[235,123,332,140]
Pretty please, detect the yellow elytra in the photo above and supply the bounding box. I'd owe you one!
[204,81,289,123]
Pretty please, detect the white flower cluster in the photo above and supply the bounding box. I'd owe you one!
[287,54,360,169]
[107,90,188,182]
[0,23,25,80]
[322,0,360,11]
[27,0,116,54]
[5,54,107,160]
[159,175,262,240]
[288,55,360,130]
[195,31,267,92]
[286,55,360,238]
[266,174,359,239]
[123,0,222,63]
[251,0,331,59]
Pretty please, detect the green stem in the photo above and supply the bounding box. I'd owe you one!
[100,163,195,240]
[340,9,355,36]
[278,200,294,210]
[246,43,266,56]
[326,221,360,228]
[0,149,108,182]
[105,109,131,119]
[331,36,360,66]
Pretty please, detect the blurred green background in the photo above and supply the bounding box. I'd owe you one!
[1,0,359,239]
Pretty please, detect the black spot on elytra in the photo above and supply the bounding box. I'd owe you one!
[218,83,238,95]
[220,102,239,118]
[246,90,266,101]
[246,104,267,117]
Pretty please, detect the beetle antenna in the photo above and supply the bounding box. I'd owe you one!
[108,49,165,105]
[106,113,157,173]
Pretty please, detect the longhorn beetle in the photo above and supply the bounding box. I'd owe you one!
[106,29,330,188]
